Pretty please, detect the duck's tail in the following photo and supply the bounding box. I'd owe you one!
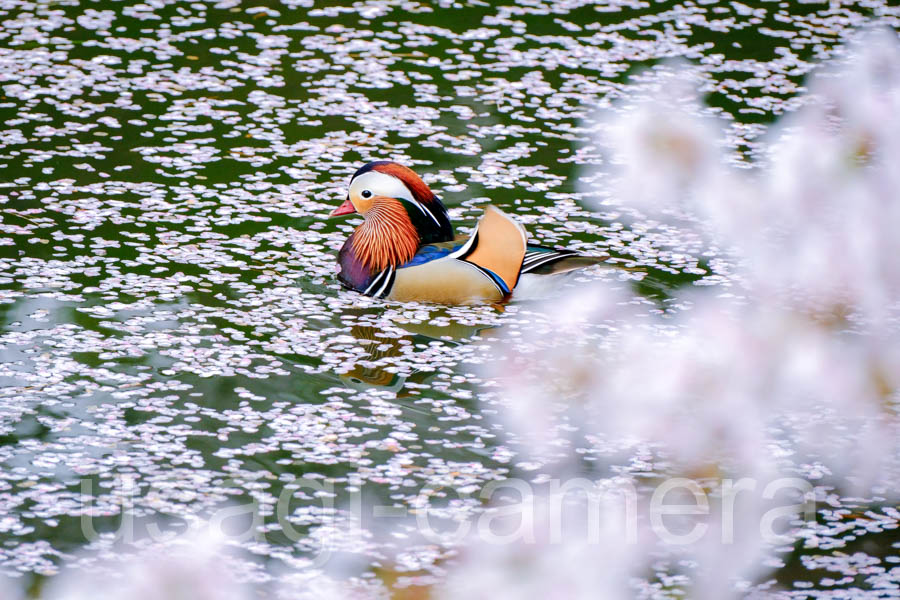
[520,245,608,275]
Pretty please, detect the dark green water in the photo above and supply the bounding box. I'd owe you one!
[1,0,899,597]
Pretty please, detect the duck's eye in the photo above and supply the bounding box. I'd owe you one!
[361,189,373,199]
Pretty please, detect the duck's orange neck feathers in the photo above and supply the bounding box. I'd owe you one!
[352,197,420,271]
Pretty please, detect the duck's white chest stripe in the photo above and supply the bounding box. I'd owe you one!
[375,267,396,298]
[362,266,395,298]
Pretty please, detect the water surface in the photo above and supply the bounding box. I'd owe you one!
[1,0,899,596]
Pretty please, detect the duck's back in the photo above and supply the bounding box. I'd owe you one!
[389,207,527,304]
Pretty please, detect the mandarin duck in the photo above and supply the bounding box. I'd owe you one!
[330,161,606,304]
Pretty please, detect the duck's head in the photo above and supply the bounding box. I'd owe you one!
[330,161,454,271]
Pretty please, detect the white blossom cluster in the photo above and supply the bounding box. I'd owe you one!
[465,30,900,600]
[495,28,900,487]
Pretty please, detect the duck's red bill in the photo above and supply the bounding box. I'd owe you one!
[329,198,356,217]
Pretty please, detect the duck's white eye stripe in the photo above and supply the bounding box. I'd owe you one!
[350,171,414,203]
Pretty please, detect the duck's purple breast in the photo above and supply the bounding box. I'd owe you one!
[337,233,376,292]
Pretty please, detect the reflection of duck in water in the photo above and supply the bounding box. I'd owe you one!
[330,161,607,304]
[340,323,414,392]
[340,319,498,392]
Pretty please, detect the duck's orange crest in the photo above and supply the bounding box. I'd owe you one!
[352,197,420,272]
[372,163,435,203]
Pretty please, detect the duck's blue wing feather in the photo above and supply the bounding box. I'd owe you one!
[401,242,465,268]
